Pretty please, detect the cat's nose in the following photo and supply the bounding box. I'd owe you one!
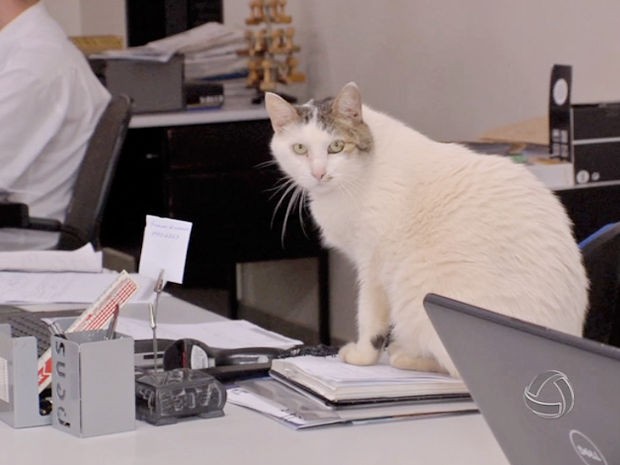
[312,167,327,181]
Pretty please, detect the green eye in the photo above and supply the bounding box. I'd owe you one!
[292,143,308,155]
[328,139,345,154]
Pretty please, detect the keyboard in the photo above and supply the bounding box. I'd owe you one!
[0,305,83,359]
[7,313,54,358]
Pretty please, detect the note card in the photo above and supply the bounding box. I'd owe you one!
[138,215,192,284]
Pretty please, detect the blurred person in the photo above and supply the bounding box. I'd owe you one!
[0,0,110,249]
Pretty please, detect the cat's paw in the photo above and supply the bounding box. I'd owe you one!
[389,351,445,373]
[339,342,380,366]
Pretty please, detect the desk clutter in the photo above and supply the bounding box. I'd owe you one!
[0,252,471,434]
[89,22,250,112]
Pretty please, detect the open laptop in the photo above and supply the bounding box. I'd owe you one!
[424,293,619,465]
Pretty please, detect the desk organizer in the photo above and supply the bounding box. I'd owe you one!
[135,368,226,425]
[51,330,135,437]
[0,324,51,428]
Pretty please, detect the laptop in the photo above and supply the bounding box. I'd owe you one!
[423,293,619,465]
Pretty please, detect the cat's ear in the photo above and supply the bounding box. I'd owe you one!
[265,92,299,133]
[333,82,363,123]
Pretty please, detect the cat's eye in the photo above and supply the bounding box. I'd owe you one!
[292,143,308,155]
[328,140,345,154]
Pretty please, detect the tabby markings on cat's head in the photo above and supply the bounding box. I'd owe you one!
[265,82,374,190]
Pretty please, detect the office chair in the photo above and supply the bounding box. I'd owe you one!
[0,94,132,251]
[581,222,620,347]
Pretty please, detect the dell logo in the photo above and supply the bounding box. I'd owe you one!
[570,430,608,465]
[523,370,574,419]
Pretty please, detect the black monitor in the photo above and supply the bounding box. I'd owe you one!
[126,0,223,47]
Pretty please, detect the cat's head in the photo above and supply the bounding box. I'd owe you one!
[265,82,373,194]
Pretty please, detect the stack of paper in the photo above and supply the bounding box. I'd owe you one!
[228,375,475,430]
[0,243,102,273]
[95,22,248,80]
[0,271,155,305]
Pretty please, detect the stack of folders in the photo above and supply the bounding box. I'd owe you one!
[228,355,477,429]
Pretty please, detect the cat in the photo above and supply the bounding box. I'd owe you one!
[264,82,589,377]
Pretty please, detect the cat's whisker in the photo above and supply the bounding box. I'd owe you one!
[255,159,279,170]
[267,177,296,199]
[271,178,300,231]
[280,184,305,245]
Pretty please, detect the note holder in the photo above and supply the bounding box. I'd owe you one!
[135,368,226,426]
[51,330,136,437]
[0,324,51,428]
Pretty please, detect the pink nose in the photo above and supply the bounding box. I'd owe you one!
[312,167,326,181]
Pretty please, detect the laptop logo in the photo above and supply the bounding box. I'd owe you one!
[523,370,574,419]
[570,430,608,465]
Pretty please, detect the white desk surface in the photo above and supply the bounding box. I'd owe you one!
[3,295,509,465]
[130,96,269,129]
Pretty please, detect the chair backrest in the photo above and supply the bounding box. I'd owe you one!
[581,222,620,346]
[56,94,132,250]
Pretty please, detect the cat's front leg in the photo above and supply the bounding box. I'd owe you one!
[339,279,390,366]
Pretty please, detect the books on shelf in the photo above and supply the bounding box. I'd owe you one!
[269,355,470,406]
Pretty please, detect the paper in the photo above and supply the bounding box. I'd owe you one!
[115,318,302,349]
[0,271,155,305]
[91,46,175,63]
[0,243,102,272]
[138,215,192,284]
[228,378,477,430]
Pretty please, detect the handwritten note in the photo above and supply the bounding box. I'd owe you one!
[138,215,192,284]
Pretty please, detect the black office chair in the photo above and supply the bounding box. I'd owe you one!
[581,222,620,347]
[0,94,132,251]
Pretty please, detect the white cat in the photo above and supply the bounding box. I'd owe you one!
[265,82,588,377]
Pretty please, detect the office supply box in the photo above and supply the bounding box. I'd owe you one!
[549,64,620,185]
[51,331,135,437]
[92,55,185,113]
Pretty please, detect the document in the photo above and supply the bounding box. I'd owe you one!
[0,271,155,305]
[0,243,102,272]
[115,318,303,349]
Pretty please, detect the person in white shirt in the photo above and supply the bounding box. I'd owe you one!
[0,0,111,250]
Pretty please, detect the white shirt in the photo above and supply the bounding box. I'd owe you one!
[0,2,110,249]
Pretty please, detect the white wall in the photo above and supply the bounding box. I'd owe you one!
[44,0,125,38]
[52,1,620,341]
[43,0,82,35]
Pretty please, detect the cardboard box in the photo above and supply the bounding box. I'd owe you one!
[549,64,620,185]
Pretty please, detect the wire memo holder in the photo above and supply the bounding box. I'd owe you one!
[241,0,306,104]
[149,269,166,372]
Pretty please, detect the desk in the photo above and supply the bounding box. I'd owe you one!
[100,98,330,342]
[2,295,509,465]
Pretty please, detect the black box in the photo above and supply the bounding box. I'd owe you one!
[549,64,620,185]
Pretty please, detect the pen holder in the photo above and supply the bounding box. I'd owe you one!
[51,330,135,437]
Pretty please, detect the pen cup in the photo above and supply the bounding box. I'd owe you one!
[51,331,135,437]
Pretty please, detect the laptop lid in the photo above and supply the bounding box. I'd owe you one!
[424,293,619,465]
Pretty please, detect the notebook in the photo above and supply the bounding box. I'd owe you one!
[423,293,619,465]
[270,354,470,407]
